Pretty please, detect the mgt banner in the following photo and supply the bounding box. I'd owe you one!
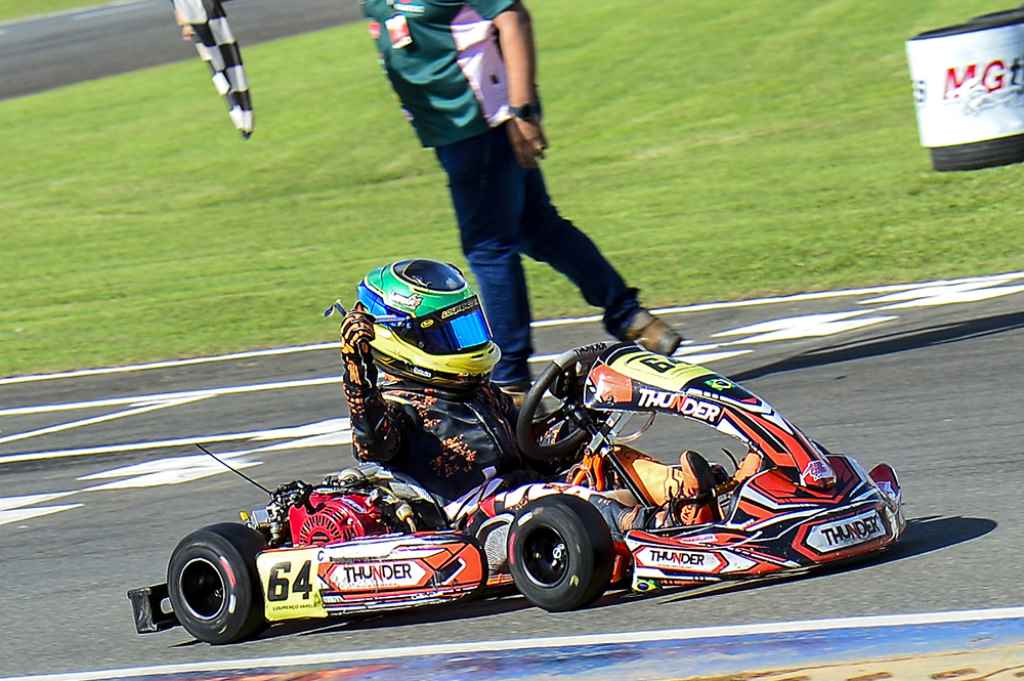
[907,22,1024,147]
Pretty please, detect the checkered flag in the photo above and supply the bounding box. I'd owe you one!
[172,0,253,139]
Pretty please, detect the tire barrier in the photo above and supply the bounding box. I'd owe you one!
[907,8,1024,171]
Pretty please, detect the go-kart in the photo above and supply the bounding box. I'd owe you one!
[128,342,905,644]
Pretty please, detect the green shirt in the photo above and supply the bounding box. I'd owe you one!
[362,0,517,147]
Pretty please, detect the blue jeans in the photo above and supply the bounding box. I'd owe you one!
[435,125,639,385]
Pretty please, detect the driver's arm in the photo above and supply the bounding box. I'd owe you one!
[340,307,403,462]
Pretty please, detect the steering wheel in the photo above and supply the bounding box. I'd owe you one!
[515,343,610,463]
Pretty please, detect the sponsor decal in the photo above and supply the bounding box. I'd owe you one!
[440,298,478,320]
[635,388,722,423]
[661,576,716,585]
[420,319,434,328]
[633,578,659,592]
[368,20,381,39]
[648,549,708,567]
[325,560,425,591]
[637,387,683,410]
[704,377,733,391]
[801,460,836,488]
[388,292,422,310]
[942,57,1024,105]
[807,511,886,553]
[636,546,721,573]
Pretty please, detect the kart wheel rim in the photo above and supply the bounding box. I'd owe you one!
[179,557,227,621]
[523,526,568,587]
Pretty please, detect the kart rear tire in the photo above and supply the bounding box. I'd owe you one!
[508,496,613,612]
[167,522,267,644]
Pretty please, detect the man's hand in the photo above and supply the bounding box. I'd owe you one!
[507,117,548,169]
[174,6,195,41]
[340,303,376,356]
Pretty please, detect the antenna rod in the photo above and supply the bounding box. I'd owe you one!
[194,443,272,494]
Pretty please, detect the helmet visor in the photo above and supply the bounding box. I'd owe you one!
[416,297,492,355]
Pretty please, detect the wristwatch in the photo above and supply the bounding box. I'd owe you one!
[509,102,542,122]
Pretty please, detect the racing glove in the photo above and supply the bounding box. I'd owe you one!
[339,305,402,462]
[340,304,377,385]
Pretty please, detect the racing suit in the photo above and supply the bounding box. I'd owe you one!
[339,309,649,535]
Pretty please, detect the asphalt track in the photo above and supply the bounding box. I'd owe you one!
[2,274,1023,677]
[0,0,361,101]
[3,7,1023,677]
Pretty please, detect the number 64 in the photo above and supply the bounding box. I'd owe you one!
[266,560,313,601]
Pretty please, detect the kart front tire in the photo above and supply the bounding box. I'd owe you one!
[508,496,613,612]
[167,522,267,644]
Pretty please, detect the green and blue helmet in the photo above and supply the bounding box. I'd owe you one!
[357,259,500,387]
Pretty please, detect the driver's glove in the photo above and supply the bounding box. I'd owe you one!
[338,304,401,462]
[340,304,377,389]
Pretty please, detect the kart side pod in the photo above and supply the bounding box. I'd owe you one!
[128,529,488,643]
[257,532,488,621]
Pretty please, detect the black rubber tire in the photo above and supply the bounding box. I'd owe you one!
[167,523,267,644]
[930,134,1024,171]
[508,496,614,612]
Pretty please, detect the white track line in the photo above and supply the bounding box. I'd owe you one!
[0,419,352,466]
[0,350,627,419]
[531,272,1024,328]
[4,272,1021,387]
[0,397,208,447]
[0,377,340,417]
[5,606,1023,681]
[70,4,144,20]
[0,343,338,387]
[0,0,138,28]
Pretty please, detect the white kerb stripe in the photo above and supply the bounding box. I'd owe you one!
[4,607,1023,681]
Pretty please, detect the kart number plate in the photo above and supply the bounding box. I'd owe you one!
[256,548,327,622]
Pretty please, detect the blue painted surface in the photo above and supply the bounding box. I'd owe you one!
[138,617,1024,681]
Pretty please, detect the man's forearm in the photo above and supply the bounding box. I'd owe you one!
[495,3,538,106]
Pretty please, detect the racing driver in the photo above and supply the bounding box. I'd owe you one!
[338,259,759,537]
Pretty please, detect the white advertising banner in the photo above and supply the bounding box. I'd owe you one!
[907,23,1024,147]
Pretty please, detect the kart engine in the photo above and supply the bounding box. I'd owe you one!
[287,492,385,546]
[247,463,447,547]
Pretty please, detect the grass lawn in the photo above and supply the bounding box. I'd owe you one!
[2,0,1022,376]
[0,0,97,22]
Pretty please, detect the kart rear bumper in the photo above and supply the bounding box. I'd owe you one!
[127,583,178,634]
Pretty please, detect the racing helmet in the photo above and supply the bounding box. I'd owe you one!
[357,259,500,388]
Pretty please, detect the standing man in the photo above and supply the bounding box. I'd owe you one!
[362,0,682,395]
